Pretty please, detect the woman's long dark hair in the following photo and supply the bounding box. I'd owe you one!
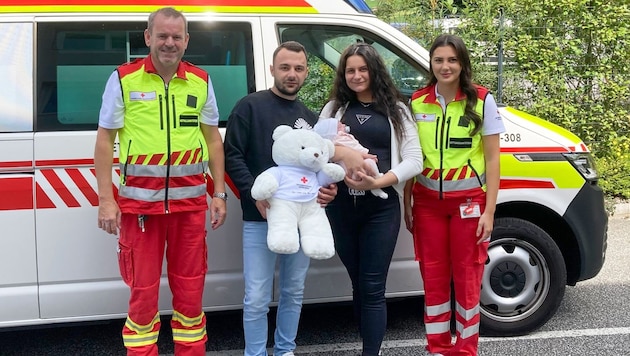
[328,42,407,141]
[428,34,482,136]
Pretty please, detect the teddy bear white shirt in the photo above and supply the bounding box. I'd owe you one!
[263,166,320,202]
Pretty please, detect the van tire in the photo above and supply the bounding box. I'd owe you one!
[479,217,566,336]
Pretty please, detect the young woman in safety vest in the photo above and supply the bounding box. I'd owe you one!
[404,34,505,356]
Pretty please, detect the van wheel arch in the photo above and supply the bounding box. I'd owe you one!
[480,217,567,336]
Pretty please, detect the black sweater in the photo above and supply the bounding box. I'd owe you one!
[224,90,318,221]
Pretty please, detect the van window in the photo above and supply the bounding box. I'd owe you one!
[0,22,33,133]
[278,24,428,109]
[36,21,254,132]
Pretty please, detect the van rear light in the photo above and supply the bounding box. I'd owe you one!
[563,152,599,183]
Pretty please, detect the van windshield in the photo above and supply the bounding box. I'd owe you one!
[278,24,428,112]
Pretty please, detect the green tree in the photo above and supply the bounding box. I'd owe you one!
[458,0,630,154]
[375,0,459,48]
[376,0,630,198]
[300,55,335,114]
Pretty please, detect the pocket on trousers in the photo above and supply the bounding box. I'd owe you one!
[203,230,208,273]
[476,240,490,264]
[117,242,134,286]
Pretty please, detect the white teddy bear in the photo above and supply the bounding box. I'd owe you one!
[250,125,346,260]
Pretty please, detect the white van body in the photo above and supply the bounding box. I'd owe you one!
[0,0,607,335]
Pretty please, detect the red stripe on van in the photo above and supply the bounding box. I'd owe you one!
[0,177,33,210]
[5,0,311,5]
[206,174,241,199]
[89,168,120,200]
[36,182,57,209]
[36,158,94,167]
[500,179,555,189]
[35,158,121,167]
[41,169,81,207]
[500,147,572,153]
[0,160,32,169]
[225,175,240,199]
[66,168,100,206]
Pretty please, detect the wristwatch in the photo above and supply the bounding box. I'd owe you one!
[212,192,228,201]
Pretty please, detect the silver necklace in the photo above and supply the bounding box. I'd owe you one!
[359,101,372,107]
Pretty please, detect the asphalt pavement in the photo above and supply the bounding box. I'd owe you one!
[0,205,628,356]
[202,207,630,356]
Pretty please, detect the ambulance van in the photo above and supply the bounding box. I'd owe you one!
[0,0,607,335]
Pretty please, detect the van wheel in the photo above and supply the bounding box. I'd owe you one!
[480,217,566,335]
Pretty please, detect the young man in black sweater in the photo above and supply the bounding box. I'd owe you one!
[224,41,337,356]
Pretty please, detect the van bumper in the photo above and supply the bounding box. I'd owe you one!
[563,182,608,282]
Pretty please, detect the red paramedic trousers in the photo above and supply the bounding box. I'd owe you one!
[118,210,208,356]
[412,183,489,356]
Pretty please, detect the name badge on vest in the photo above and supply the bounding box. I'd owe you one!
[415,113,436,122]
[179,115,199,127]
[129,91,156,101]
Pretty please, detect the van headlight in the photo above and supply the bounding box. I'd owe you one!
[563,152,599,183]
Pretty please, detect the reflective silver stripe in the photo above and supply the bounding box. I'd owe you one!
[456,302,480,321]
[172,310,204,327]
[416,173,486,192]
[120,184,206,202]
[123,162,206,177]
[426,300,451,316]
[122,331,160,347]
[123,313,161,347]
[172,325,207,342]
[425,321,450,335]
[456,320,480,339]
[125,313,160,334]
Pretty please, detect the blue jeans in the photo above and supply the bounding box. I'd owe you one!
[242,221,310,356]
[326,185,400,356]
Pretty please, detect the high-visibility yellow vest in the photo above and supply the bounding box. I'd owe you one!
[410,84,488,197]
[117,56,210,214]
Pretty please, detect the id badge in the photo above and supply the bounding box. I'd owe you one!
[460,201,481,219]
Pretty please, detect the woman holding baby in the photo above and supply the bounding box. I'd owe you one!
[319,42,423,356]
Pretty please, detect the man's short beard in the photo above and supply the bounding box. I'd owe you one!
[276,86,298,96]
[275,81,302,97]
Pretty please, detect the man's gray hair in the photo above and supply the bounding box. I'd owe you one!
[147,7,188,33]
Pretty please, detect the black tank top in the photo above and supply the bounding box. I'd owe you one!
[341,101,392,173]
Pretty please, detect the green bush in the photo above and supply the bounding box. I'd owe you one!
[595,136,630,199]
[300,55,335,114]
[375,0,630,199]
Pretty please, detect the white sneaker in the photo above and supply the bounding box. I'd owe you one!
[280,353,295,356]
